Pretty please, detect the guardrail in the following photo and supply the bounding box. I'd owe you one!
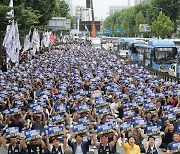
[144,65,180,84]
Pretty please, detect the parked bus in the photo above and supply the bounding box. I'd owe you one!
[133,39,178,72]
[129,40,146,61]
[114,38,136,57]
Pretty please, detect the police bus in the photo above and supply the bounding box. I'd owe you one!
[132,39,178,72]
[129,40,146,62]
[116,38,136,57]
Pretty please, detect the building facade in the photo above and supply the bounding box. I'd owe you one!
[134,0,150,5]
[109,6,130,16]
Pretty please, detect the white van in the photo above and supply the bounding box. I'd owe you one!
[168,64,177,77]
[91,38,101,49]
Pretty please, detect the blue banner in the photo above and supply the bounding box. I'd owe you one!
[95,97,107,108]
[14,100,24,107]
[51,114,65,124]
[55,104,66,114]
[144,103,156,111]
[123,110,134,119]
[98,107,110,115]
[9,107,21,115]
[47,126,64,138]
[146,125,161,136]
[78,104,89,113]
[119,122,132,132]
[72,123,88,135]
[171,141,180,153]
[163,105,172,113]
[78,117,90,124]
[170,107,180,114]
[134,119,147,128]
[163,113,176,123]
[97,123,113,135]
[24,129,41,142]
[6,127,19,138]
[32,104,43,113]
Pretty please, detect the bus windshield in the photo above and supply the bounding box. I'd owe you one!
[154,47,177,62]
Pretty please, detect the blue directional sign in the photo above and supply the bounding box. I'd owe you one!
[103,29,112,34]
[116,28,123,33]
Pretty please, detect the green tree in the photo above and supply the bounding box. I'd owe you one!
[24,0,57,26]
[120,7,136,37]
[134,12,145,36]
[151,0,180,23]
[53,0,70,18]
[0,0,10,69]
[13,1,40,37]
[152,11,174,38]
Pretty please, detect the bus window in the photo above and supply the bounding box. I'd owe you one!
[132,46,138,54]
[154,47,177,61]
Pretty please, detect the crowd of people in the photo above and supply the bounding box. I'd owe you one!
[0,43,179,154]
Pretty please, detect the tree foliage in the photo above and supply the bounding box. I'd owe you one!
[152,11,174,38]
[104,0,179,37]
[0,0,12,36]
[151,0,180,23]
[0,0,71,37]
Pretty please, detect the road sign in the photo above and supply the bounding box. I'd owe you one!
[103,29,112,34]
[116,28,123,33]
[139,24,151,32]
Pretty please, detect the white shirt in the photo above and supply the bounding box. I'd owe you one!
[49,144,64,154]
[75,144,83,154]
[110,102,118,113]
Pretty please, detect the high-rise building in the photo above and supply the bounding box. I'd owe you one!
[109,6,130,16]
[66,0,73,15]
[75,6,91,21]
[134,0,150,5]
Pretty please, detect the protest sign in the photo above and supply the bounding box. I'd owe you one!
[119,122,132,132]
[55,104,66,114]
[24,129,41,142]
[97,123,113,135]
[146,125,161,136]
[51,114,65,124]
[72,123,88,135]
[46,126,64,138]
[6,127,19,138]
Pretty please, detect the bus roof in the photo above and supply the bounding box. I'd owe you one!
[148,39,176,47]
[121,38,136,43]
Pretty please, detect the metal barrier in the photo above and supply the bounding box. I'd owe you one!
[144,66,180,84]
[116,54,180,84]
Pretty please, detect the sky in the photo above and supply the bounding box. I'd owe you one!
[72,0,135,20]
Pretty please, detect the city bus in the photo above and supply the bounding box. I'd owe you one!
[115,38,136,57]
[133,39,178,72]
[129,40,146,61]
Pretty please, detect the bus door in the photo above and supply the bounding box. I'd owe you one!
[138,47,144,65]
[131,44,139,61]
[144,48,151,67]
